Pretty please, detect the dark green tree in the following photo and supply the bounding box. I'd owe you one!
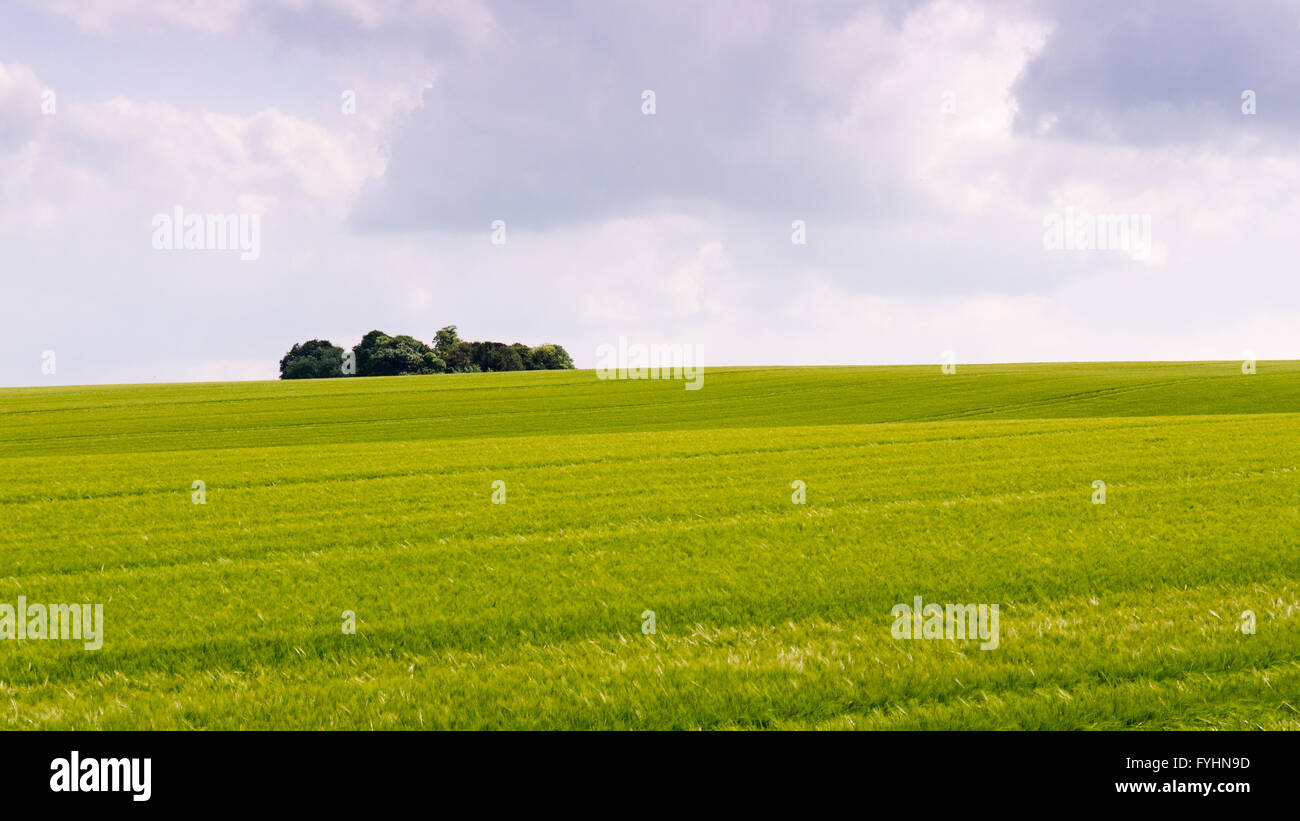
[352,330,391,376]
[528,344,575,370]
[433,325,461,353]
[510,343,536,370]
[471,341,526,372]
[444,342,473,372]
[279,339,346,379]
[366,334,445,375]
[291,327,571,377]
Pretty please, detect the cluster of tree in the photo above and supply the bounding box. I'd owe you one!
[279,326,574,379]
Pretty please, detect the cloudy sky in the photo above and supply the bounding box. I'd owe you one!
[2,0,1297,386]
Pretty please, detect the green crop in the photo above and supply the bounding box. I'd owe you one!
[0,362,1296,729]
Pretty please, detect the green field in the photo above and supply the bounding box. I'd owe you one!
[1,362,1298,729]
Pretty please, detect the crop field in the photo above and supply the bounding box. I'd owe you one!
[1,361,1298,730]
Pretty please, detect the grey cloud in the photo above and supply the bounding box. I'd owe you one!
[349,0,928,233]
[1012,0,1300,145]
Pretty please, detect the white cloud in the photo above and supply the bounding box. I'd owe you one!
[4,1,1300,387]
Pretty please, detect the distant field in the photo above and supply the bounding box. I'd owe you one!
[1,362,1297,729]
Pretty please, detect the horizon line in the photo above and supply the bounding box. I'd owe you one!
[1,358,1290,391]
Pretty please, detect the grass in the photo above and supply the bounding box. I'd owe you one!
[0,361,1297,729]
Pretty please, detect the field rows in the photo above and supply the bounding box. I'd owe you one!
[2,362,1297,457]
[1,364,1297,728]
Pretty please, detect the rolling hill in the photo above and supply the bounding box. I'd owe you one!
[1,362,1296,728]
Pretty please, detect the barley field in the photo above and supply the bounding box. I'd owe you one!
[1,362,1297,729]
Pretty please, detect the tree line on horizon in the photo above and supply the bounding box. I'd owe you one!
[279,325,575,379]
